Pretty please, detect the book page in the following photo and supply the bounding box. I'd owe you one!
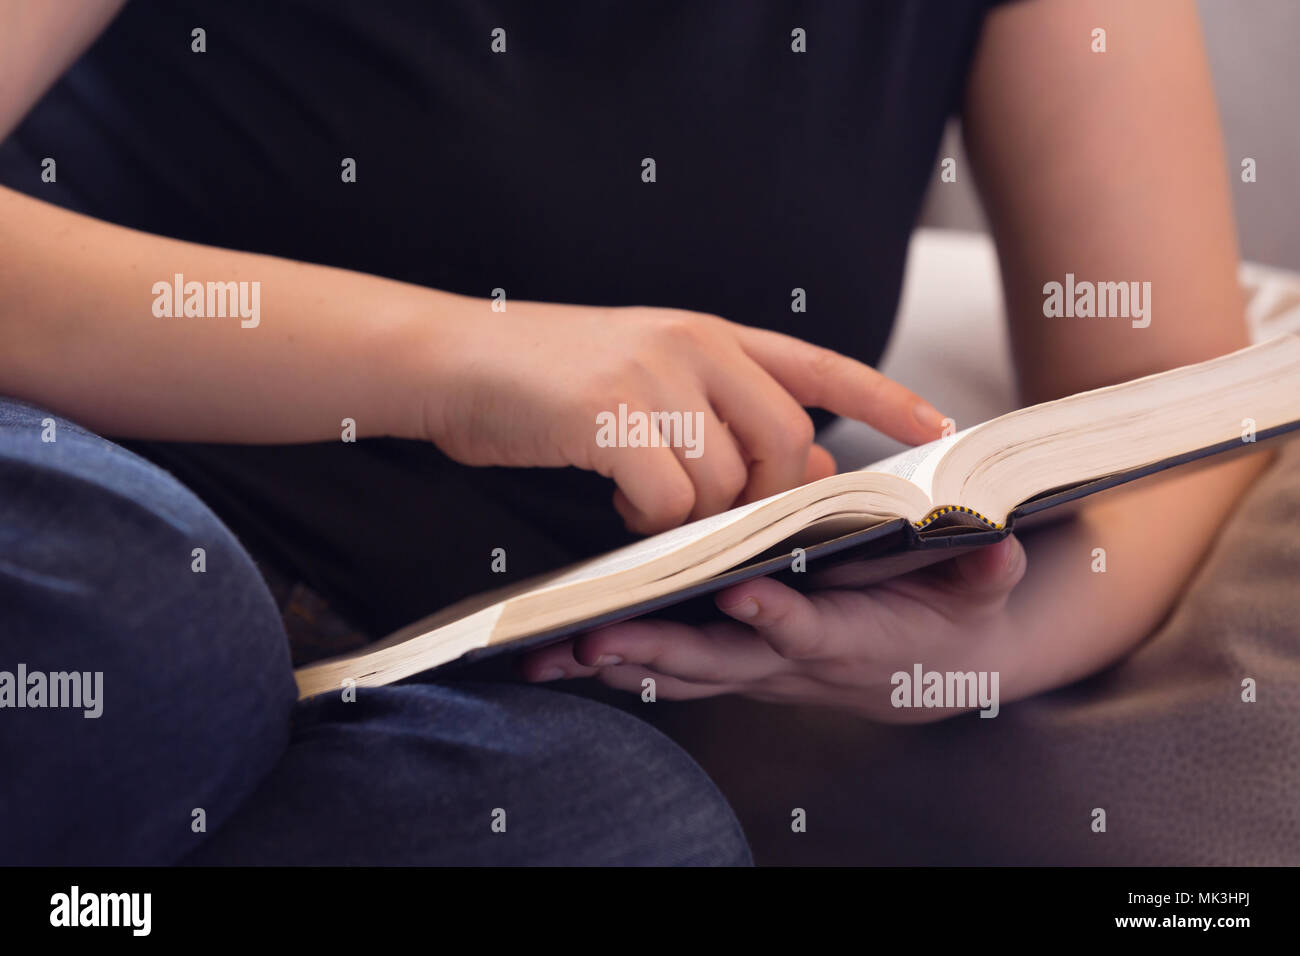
[542,495,777,587]
[861,429,969,499]
[931,335,1300,522]
[527,470,919,592]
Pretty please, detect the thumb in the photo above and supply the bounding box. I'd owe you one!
[946,535,1027,600]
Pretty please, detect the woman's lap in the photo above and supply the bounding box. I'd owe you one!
[18,385,1292,866]
[184,680,750,866]
[0,397,749,866]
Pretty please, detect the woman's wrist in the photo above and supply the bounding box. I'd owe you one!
[370,286,483,445]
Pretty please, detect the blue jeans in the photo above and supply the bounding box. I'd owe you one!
[0,397,750,866]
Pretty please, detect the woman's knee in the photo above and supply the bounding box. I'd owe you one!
[482,684,754,866]
[0,400,296,863]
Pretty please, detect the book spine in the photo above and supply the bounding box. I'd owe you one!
[913,505,1003,531]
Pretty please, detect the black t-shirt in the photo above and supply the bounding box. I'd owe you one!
[0,0,1003,636]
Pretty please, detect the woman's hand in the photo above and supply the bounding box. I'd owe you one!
[410,300,948,533]
[521,535,1029,722]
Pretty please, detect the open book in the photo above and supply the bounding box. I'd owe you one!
[295,335,1300,699]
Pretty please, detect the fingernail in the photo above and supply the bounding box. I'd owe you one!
[593,654,623,667]
[722,596,760,620]
[1002,537,1024,576]
[535,667,565,681]
[913,400,948,434]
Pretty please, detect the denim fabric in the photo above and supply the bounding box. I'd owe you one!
[0,397,750,866]
[184,682,752,866]
[0,397,296,865]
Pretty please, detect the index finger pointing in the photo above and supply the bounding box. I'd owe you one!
[732,325,948,445]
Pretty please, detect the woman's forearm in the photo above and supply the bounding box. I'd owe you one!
[1002,450,1271,698]
[0,184,467,443]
